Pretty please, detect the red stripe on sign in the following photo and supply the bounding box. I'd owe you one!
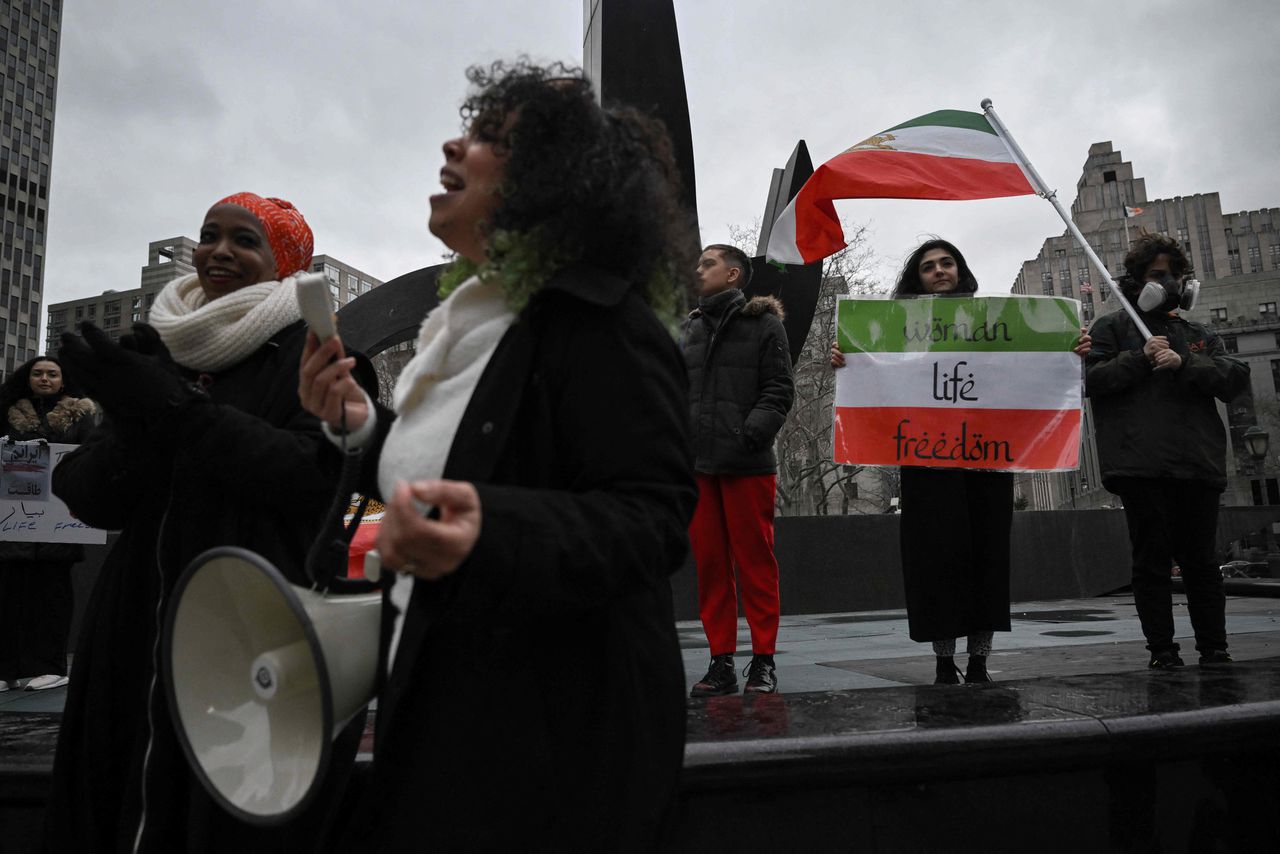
[794,151,1034,263]
[833,406,1081,471]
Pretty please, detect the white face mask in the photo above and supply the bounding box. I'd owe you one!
[1136,275,1199,312]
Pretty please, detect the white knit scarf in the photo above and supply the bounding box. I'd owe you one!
[378,274,515,670]
[148,273,302,372]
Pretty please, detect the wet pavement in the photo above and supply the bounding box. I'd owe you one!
[5,592,1280,852]
[677,591,1280,693]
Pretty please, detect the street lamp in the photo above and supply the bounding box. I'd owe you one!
[1243,426,1270,461]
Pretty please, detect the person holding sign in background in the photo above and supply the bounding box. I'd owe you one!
[46,194,375,853]
[0,356,97,693]
[1085,232,1249,669]
[832,239,1090,683]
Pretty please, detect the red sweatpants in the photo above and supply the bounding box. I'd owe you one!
[689,473,781,656]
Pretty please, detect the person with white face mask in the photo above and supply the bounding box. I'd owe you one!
[1085,231,1250,669]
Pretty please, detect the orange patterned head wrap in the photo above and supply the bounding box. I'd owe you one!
[214,192,314,280]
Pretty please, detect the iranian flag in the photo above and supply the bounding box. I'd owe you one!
[833,295,1081,472]
[767,110,1035,265]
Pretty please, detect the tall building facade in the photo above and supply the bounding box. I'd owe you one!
[45,238,382,353]
[1,0,61,377]
[1012,142,1280,509]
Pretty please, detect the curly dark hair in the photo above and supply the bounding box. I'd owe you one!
[891,238,979,297]
[440,59,697,320]
[1122,231,1193,292]
[0,354,74,414]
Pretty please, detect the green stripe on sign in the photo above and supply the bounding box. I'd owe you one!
[884,110,996,136]
[837,296,1081,354]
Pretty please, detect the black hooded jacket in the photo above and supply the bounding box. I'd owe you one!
[681,289,794,475]
[1085,308,1250,491]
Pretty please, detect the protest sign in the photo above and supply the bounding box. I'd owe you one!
[0,441,107,543]
[833,295,1081,471]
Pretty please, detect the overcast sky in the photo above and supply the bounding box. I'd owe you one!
[40,0,1280,335]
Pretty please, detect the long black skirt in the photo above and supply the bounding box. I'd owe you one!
[899,467,1014,642]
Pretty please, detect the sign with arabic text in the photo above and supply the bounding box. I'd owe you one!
[0,442,107,543]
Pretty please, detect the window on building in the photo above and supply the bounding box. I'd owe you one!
[1272,359,1280,394]
[1103,170,1117,183]
[104,301,120,316]
[1222,335,1238,354]
[74,305,82,318]
[1249,246,1262,272]
[1054,248,1066,257]
[1260,302,1277,318]
[1211,307,1229,323]
[361,280,373,294]
[324,264,340,284]
[347,274,358,293]
[1041,280,1054,296]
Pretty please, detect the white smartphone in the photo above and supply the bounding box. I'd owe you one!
[295,272,337,341]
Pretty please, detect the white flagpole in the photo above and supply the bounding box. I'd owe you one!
[981,98,1152,340]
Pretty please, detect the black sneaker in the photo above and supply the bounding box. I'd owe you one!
[691,654,738,697]
[934,656,961,684]
[1148,650,1185,669]
[1199,650,1233,666]
[743,654,777,694]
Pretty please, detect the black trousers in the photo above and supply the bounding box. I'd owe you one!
[0,559,73,680]
[1113,478,1226,655]
[899,468,1013,642]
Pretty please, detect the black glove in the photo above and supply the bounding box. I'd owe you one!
[119,322,185,379]
[59,322,197,422]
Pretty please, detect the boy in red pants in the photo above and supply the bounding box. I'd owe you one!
[683,245,794,695]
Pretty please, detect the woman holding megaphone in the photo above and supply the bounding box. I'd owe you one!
[47,194,376,853]
[299,60,697,852]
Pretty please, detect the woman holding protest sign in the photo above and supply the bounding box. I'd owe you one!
[298,60,697,850]
[832,238,1089,684]
[0,355,97,694]
[45,194,375,853]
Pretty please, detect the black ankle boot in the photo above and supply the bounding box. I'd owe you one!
[965,654,993,683]
[934,656,960,684]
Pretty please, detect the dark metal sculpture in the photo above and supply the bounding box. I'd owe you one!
[746,141,824,365]
[336,265,442,357]
[584,0,698,222]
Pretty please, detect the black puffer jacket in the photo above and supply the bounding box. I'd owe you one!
[0,394,97,563]
[682,288,794,475]
[1085,308,1250,491]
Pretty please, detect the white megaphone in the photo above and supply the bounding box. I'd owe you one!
[164,545,382,824]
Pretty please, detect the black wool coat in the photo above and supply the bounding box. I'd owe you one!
[682,289,794,475]
[1085,309,1250,492]
[348,265,696,853]
[46,322,373,854]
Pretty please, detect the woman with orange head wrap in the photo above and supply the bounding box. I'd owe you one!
[45,193,375,853]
